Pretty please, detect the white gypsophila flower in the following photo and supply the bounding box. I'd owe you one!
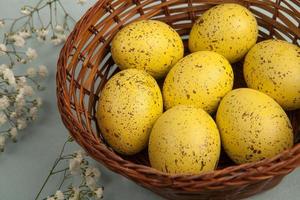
[38,65,48,78]
[36,28,49,41]
[16,90,25,109]
[69,187,80,200]
[29,107,38,120]
[85,176,97,190]
[58,33,67,42]
[77,0,87,5]
[54,25,64,33]
[75,150,84,161]
[86,167,101,179]
[10,35,25,47]
[26,48,38,61]
[0,112,7,125]
[85,167,101,190]
[3,68,16,86]
[19,59,27,64]
[10,112,17,119]
[94,187,104,199]
[0,20,4,28]
[23,85,34,96]
[16,107,24,116]
[36,97,42,107]
[17,118,27,130]
[9,127,18,141]
[0,64,8,77]
[20,7,31,15]
[0,135,5,151]
[0,64,8,72]
[0,43,7,56]
[75,149,86,158]
[69,150,85,168]
[0,96,10,110]
[50,36,63,46]
[54,190,64,200]
[18,30,31,39]
[17,76,27,88]
[69,158,81,175]
[26,67,37,78]
[50,33,66,45]
[68,150,85,174]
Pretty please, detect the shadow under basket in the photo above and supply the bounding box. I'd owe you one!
[56,0,300,199]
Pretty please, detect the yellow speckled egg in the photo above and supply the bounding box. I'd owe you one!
[244,39,300,110]
[189,3,258,63]
[111,20,184,79]
[216,88,294,164]
[96,69,163,155]
[163,51,234,113]
[149,105,220,174]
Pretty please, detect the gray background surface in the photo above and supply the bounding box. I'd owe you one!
[0,0,299,199]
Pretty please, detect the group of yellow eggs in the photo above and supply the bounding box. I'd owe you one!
[96,3,300,174]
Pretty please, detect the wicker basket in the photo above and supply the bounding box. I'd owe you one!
[57,0,300,199]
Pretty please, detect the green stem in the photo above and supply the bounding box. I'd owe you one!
[58,169,69,189]
[34,139,70,200]
[25,76,40,88]
[52,167,68,175]
[58,0,76,22]
[9,15,28,33]
[36,10,44,28]
[4,50,25,54]
[54,1,58,25]
[0,130,9,134]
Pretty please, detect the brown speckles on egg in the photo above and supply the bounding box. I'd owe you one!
[189,3,258,63]
[216,88,294,164]
[97,69,163,155]
[148,105,220,174]
[197,18,204,25]
[111,20,184,79]
[244,39,300,110]
[163,51,233,114]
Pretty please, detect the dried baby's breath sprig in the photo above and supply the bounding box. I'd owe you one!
[35,137,104,200]
[0,0,88,152]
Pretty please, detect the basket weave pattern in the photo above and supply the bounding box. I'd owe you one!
[57,0,300,199]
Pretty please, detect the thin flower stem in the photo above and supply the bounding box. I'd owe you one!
[1,18,18,21]
[7,0,59,35]
[4,50,26,54]
[34,139,71,200]
[21,16,32,30]
[51,167,68,175]
[57,0,76,22]
[0,130,9,134]
[61,154,73,158]
[37,0,55,11]
[4,111,16,127]
[25,76,41,87]
[6,53,14,66]
[9,15,28,33]
[54,1,58,25]
[49,3,54,31]
[37,11,45,28]
[30,14,34,29]
[58,169,69,189]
